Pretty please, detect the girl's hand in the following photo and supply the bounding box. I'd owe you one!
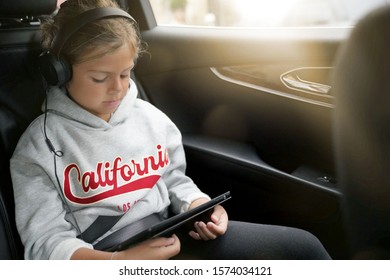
[188,198,228,241]
[71,234,181,260]
[115,234,181,260]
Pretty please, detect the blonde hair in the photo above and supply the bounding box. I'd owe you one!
[41,0,143,64]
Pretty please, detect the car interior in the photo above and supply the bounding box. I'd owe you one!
[0,0,388,260]
[0,0,58,259]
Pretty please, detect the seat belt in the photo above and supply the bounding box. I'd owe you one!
[77,214,124,244]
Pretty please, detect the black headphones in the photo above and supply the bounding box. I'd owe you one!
[38,7,136,87]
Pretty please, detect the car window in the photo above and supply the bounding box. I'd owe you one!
[57,0,66,8]
[149,0,389,27]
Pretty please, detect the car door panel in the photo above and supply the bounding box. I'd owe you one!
[130,1,350,258]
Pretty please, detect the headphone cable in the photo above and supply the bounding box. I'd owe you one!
[43,84,84,239]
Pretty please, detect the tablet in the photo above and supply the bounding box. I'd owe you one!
[94,191,231,252]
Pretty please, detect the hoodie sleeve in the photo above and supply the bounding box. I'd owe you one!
[162,121,210,214]
[10,120,92,260]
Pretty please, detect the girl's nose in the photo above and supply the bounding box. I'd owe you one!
[109,76,123,94]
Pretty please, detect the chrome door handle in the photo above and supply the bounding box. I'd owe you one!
[281,67,331,95]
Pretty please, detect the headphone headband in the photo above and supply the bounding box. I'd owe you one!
[52,7,136,53]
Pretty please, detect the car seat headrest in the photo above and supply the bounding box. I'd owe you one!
[0,0,57,17]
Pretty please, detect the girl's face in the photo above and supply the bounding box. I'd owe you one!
[66,44,135,122]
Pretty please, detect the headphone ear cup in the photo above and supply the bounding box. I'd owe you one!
[38,51,72,86]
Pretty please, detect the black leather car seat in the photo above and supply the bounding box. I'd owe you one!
[333,6,390,259]
[0,0,57,259]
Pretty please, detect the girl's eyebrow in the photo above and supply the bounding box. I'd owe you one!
[87,65,134,74]
[87,70,111,74]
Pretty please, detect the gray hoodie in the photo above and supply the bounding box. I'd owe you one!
[10,79,209,260]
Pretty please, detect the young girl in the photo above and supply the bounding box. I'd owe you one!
[10,0,331,260]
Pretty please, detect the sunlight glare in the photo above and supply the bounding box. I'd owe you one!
[234,0,300,26]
